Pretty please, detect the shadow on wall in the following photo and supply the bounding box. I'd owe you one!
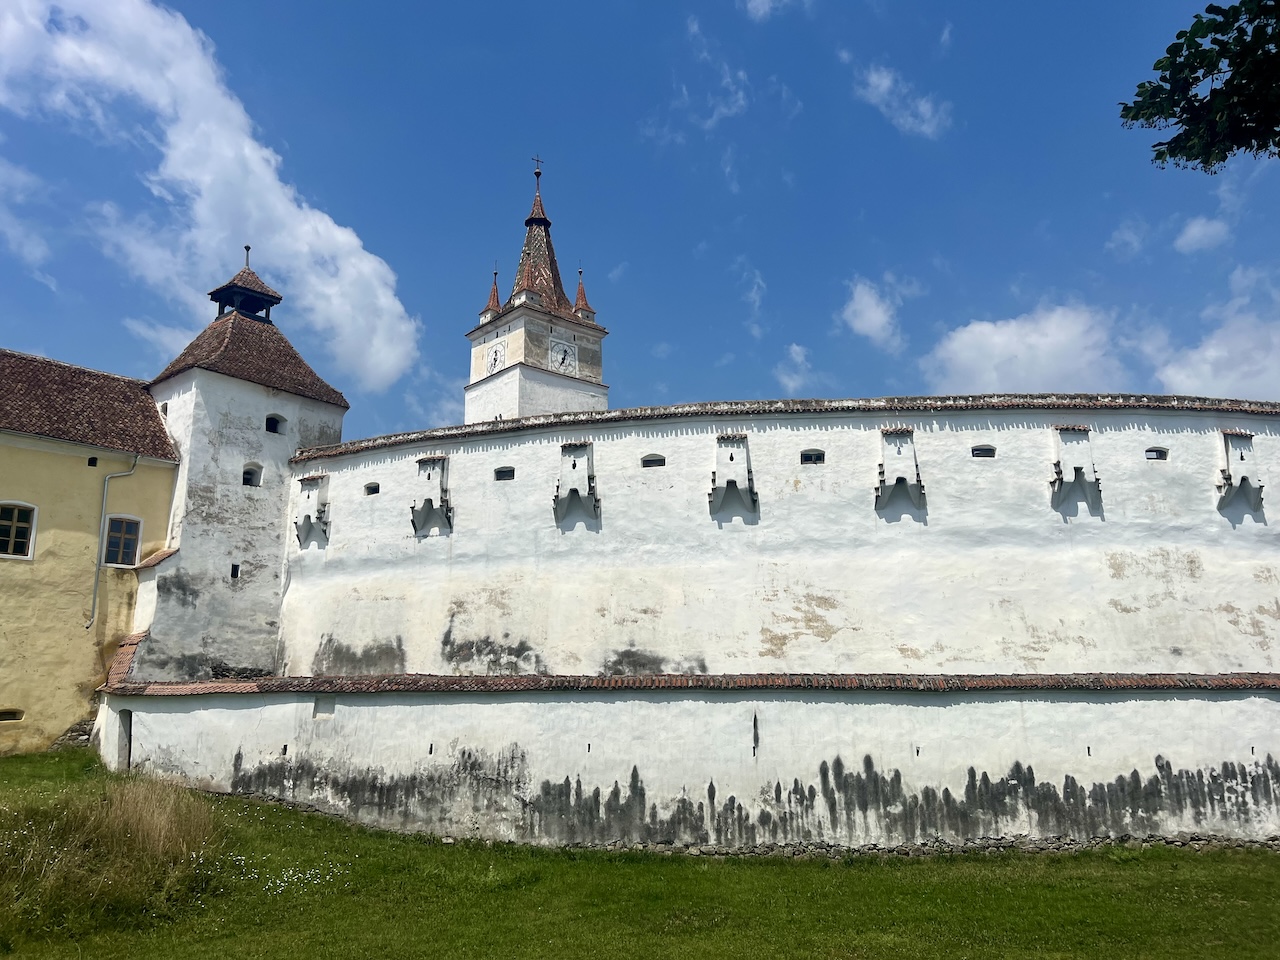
[711,483,759,528]
[228,746,1280,848]
[876,480,928,526]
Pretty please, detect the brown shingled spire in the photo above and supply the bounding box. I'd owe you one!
[508,166,577,319]
[573,268,595,320]
[482,269,502,316]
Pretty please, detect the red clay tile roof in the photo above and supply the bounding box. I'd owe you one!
[103,671,1280,697]
[574,271,594,314]
[208,266,282,303]
[105,631,147,687]
[483,273,502,315]
[0,350,177,460]
[294,393,1280,464]
[134,548,178,570]
[152,311,348,409]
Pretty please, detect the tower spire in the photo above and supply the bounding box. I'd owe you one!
[574,267,595,322]
[208,244,282,321]
[481,267,502,317]
[509,163,573,317]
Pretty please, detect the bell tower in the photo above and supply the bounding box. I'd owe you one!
[462,167,608,424]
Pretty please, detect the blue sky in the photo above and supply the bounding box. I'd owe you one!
[0,1,1276,442]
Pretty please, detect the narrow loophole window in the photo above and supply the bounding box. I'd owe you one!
[641,454,666,468]
[0,709,23,722]
[230,563,241,579]
[1145,447,1168,461]
[364,482,380,496]
[800,449,825,465]
[971,445,996,458]
[494,466,515,481]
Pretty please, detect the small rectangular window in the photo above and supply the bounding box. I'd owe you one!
[1145,447,1168,461]
[1,504,35,558]
[800,449,825,465]
[0,709,23,722]
[104,517,140,566]
[364,482,380,496]
[641,454,666,468]
[230,563,241,579]
[87,457,98,467]
[971,446,996,458]
[494,467,515,481]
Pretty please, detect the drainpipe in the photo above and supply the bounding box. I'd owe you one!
[86,455,139,630]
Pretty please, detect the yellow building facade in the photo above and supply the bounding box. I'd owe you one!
[1,351,177,754]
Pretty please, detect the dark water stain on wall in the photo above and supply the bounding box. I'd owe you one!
[440,617,547,675]
[156,570,201,609]
[599,649,709,677]
[229,745,1280,847]
[312,635,407,676]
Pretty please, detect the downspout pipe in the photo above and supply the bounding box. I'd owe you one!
[86,455,140,630]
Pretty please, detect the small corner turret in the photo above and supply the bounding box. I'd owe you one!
[462,163,609,425]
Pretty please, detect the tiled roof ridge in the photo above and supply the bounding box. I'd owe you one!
[0,348,151,387]
[293,392,1280,463]
[103,671,1280,697]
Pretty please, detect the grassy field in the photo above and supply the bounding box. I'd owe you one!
[2,750,1278,959]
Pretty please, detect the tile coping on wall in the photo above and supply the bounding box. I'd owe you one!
[101,670,1280,698]
[292,393,1280,464]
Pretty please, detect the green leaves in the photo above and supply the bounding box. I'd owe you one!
[1119,0,1280,172]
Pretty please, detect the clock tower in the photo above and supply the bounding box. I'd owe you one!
[463,169,608,424]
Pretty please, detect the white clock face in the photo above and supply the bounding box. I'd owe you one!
[550,340,577,375]
[485,341,506,375]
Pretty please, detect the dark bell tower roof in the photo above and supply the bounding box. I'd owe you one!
[208,245,283,321]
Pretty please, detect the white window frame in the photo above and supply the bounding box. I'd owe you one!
[103,514,143,568]
[0,501,37,562]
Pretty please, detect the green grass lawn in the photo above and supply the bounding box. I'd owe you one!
[3,749,1278,959]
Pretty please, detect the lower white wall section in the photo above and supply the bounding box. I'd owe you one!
[97,689,1280,846]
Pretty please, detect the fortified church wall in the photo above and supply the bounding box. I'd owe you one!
[96,177,1280,850]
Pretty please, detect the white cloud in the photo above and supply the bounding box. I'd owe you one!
[0,157,49,267]
[773,343,813,395]
[1105,219,1146,258]
[854,65,952,139]
[736,257,766,338]
[921,303,1126,394]
[838,272,920,352]
[1155,267,1280,400]
[608,261,629,282]
[1173,216,1231,254]
[721,145,740,193]
[739,0,810,22]
[0,0,419,391]
[685,18,751,131]
[651,342,672,359]
[939,22,953,50]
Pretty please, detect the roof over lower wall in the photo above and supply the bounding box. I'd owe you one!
[102,671,1280,697]
[293,392,1280,463]
[0,350,178,460]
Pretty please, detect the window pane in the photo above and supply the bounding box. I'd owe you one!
[0,506,11,522]
[16,508,31,525]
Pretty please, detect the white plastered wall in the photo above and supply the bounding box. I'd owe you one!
[277,409,1280,679]
[96,688,1280,844]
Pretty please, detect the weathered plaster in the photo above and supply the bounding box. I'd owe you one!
[0,434,174,753]
[275,410,1280,679]
[134,369,344,681]
[97,689,1280,845]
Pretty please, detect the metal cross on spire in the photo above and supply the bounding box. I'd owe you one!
[531,154,544,188]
